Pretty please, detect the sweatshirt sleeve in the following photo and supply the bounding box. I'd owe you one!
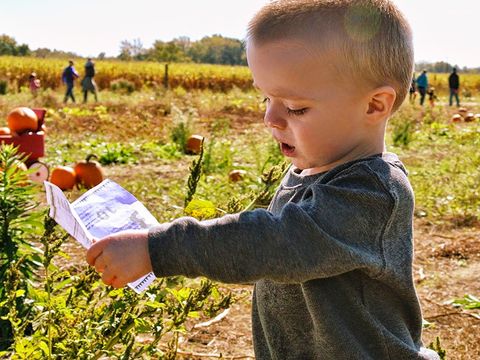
[148,164,401,284]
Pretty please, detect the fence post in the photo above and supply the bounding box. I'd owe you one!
[163,64,169,89]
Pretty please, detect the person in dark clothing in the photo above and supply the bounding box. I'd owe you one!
[62,60,79,103]
[416,70,428,106]
[82,58,98,103]
[448,67,460,107]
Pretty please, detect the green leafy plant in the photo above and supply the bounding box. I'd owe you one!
[1,143,234,359]
[110,78,136,94]
[9,215,232,359]
[97,143,138,165]
[0,145,42,351]
[392,120,414,147]
[451,294,480,309]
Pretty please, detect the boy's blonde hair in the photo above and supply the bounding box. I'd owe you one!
[247,0,413,112]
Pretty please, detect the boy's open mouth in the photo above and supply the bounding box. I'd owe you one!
[280,142,295,156]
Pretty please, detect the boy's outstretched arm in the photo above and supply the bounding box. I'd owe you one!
[86,229,152,288]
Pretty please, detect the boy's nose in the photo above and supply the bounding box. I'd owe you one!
[264,107,287,130]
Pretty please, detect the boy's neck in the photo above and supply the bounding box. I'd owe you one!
[301,140,386,176]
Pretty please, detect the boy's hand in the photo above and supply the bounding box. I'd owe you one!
[86,230,152,288]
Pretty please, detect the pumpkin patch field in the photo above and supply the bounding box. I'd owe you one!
[1,73,480,358]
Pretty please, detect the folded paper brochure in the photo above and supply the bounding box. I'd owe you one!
[44,179,157,293]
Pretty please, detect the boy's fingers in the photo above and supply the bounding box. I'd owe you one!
[102,270,116,287]
[94,255,106,273]
[111,277,125,289]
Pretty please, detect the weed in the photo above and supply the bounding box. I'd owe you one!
[0,145,43,351]
[97,143,138,165]
[110,78,136,94]
[170,105,195,153]
[428,337,446,360]
[392,120,414,147]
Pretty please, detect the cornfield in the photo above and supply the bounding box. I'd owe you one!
[0,56,253,92]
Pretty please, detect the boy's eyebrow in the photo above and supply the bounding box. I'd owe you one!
[253,82,313,101]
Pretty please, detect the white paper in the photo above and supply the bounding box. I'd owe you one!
[44,179,157,293]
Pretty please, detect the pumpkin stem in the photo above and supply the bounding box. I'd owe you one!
[86,154,98,163]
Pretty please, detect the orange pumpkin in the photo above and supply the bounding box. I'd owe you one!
[50,166,77,190]
[464,113,475,122]
[186,134,204,154]
[0,127,11,135]
[228,169,247,182]
[74,155,104,189]
[7,107,38,134]
[451,114,462,123]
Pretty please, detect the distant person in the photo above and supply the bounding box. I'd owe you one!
[416,70,428,106]
[29,72,41,96]
[62,60,79,103]
[409,73,416,103]
[427,87,437,107]
[82,58,98,103]
[448,67,460,107]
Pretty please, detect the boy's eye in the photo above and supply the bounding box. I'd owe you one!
[261,97,308,116]
[287,107,308,116]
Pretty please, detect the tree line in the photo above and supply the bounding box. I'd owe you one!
[0,34,247,66]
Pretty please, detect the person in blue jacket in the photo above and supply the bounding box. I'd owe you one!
[416,70,428,106]
[62,60,79,103]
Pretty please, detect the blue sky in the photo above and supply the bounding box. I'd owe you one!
[0,0,478,67]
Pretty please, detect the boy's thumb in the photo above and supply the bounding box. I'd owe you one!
[86,238,107,266]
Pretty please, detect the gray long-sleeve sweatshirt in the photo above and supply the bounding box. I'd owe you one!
[148,153,439,359]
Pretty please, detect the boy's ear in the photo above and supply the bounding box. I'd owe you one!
[365,86,396,123]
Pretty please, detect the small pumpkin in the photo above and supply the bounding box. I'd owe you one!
[50,166,77,190]
[7,107,38,134]
[186,134,204,154]
[450,114,462,123]
[228,169,247,182]
[464,113,475,122]
[0,126,11,135]
[74,154,104,189]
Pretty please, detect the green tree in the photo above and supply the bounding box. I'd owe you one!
[146,39,191,62]
[0,34,30,56]
[187,35,246,65]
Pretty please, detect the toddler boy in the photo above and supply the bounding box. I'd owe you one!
[87,1,439,358]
